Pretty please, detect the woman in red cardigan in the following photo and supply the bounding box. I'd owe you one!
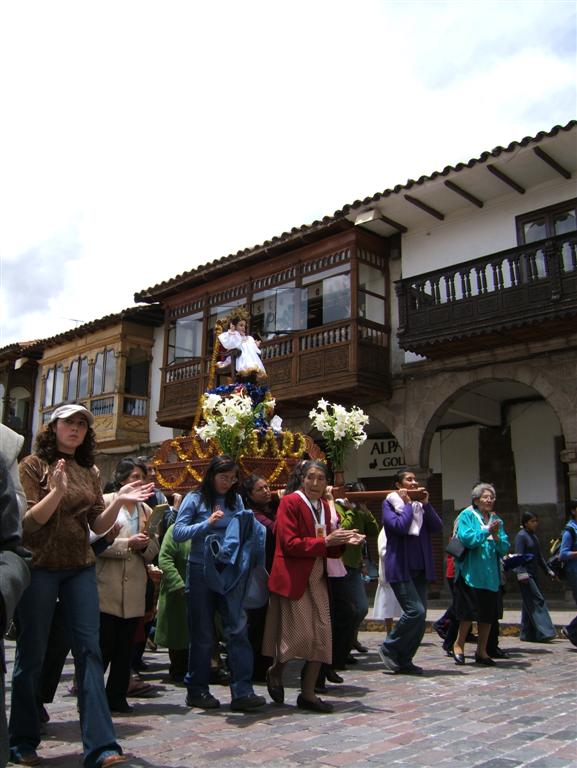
[262,460,362,713]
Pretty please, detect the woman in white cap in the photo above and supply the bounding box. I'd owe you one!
[9,403,152,768]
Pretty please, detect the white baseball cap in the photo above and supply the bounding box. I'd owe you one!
[49,403,94,426]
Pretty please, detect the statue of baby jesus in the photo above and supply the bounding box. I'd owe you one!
[217,315,267,383]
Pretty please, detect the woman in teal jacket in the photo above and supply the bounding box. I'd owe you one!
[452,483,509,666]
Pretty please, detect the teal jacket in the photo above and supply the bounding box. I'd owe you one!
[454,506,509,592]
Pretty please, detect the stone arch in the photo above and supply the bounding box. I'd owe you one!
[400,356,577,472]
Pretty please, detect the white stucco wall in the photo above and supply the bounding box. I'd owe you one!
[400,177,574,278]
[437,425,480,511]
[149,325,175,445]
[510,400,561,505]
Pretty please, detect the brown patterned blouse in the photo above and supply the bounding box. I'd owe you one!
[19,454,105,570]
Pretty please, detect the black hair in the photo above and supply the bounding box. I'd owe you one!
[241,474,266,503]
[112,457,148,490]
[393,470,413,488]
[199,455,239,509]
[521,511,537,528]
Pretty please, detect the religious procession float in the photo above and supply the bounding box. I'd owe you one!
[152,310,369,493]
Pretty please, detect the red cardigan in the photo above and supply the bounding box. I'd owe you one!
[267,492,343,600]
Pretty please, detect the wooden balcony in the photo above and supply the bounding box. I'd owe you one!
[88,394,149,447]
[157,319,390,429]
[396,232,577,359]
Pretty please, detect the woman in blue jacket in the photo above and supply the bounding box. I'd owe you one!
[452,483,509,666]
[513,512,556,643]
[172,455,266,713]
[560,499,577,647]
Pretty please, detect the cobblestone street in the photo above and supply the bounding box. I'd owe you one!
[5,616,576,768]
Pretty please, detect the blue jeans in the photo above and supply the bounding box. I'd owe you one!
[185,562,254,700]
[380,571,427,667]
[9,567,121,767]
[565,569,577,642]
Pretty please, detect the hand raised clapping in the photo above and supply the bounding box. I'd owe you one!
[50,459,68,496]
[117,480,155,504]
[325,528,366,546]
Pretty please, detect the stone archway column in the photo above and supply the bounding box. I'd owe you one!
[561,444,577,499]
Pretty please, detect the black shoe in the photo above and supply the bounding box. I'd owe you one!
[452,648,466,665]
[474,655,496,667]
[296,694,334,713]
[186,691,220,709]
[432,622,448,640]
[108,700,133,714]
[325,669,344,684]
[352,640,368,654]
[398,663,423,675]
[345,654,358,665]
[266,668,284,704]
[489,648,511,659]
[230,693,266,712]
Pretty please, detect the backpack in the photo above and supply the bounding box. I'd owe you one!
[547,524,576,580]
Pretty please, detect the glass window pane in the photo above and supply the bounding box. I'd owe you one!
[358,292,385,323]
[554,209,577,235]
[93,353,104,395]
[54,365,64,405]
[358,262,385,296]
[78,357,89,398]
[44,368,54,407]
[168,312,204,363]
[523,218,547,243]
[323,273,350,324]
[305,274,350,328]
[104,349,116,392]
[67,360,78,400]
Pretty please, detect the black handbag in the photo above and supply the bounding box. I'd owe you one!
[446,536,466,561]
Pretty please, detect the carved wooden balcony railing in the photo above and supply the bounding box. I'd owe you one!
[396,232,577,358]
[157,318,390,427]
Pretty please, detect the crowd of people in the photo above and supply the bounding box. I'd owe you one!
[1,404,577,767]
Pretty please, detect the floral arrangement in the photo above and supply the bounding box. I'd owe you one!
[308,399,369,470]
[195,389,276,460]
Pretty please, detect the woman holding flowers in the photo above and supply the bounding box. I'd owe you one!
[263,460,363,713]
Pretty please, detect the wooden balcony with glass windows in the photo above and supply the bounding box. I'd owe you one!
[156,230,392,429]
[396,231,577,359]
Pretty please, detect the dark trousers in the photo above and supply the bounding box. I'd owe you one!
[99,613,139,708]
[39,601,72,704]
[380,571,428,667]
[246,605,271,682]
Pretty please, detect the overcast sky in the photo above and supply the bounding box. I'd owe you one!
[1,0,575,347]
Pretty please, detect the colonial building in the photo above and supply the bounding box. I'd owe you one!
[135,120,577,593]
[0,306,171,480]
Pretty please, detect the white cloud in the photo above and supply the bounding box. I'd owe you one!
[0,0,575,345]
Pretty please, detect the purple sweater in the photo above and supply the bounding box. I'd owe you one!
[381,498,442,584]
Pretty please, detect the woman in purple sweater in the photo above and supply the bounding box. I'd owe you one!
[377,470,442,675]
